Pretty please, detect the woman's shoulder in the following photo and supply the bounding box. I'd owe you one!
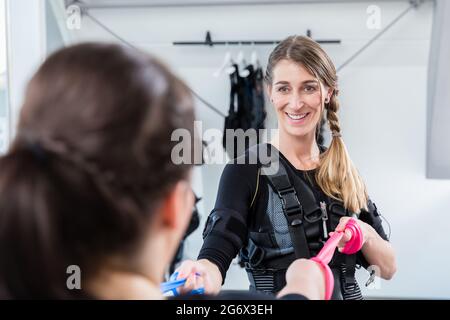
[221,150,261,183]
[215,148,267,211]
[219,145,272,194]
[224,145,266,171]
[222,143,327,187]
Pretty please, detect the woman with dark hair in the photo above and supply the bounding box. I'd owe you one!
[0,42,325,300]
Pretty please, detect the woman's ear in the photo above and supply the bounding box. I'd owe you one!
[327,88,334,102]
[161,181,194,232]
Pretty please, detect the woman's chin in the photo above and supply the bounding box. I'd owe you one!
[284,126,313,138]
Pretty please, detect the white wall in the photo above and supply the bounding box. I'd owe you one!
[0,0,8,154]
[1,0,68,154]
[5,0,46,143]
[55,0,450,299]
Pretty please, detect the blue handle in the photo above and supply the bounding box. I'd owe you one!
[160,272,205,296]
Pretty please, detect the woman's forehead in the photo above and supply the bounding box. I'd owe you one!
[272,59,316,84]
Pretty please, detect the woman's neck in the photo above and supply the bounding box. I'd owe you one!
[272,129,321,170]
[87,268,163,300]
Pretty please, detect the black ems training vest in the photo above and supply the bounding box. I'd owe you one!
[240,143,363,300]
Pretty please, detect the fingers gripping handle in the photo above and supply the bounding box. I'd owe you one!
[340,219,363,255]
[160,272,205,296]
[311,218,364,300]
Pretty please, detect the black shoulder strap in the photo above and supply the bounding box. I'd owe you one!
[249,144,323,220]
[249,143,311,259]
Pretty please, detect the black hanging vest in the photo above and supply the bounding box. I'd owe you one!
[223,65,267,159]
[240,143,363,300]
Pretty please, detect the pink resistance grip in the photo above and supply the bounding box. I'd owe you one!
[311,218,364,300]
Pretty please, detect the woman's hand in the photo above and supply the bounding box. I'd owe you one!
[277,259,326,300]
[331,217,375,252]
[174,259,223,296]
[331,217,397,280]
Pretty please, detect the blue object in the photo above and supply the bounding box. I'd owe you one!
[160,271,205,296]
[190,287,205,295]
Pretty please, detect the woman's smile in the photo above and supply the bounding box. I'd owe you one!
[285,111,311,125]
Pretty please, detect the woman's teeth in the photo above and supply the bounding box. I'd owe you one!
[286,112,308,120]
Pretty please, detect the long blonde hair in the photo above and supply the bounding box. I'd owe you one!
[265,35,368,213]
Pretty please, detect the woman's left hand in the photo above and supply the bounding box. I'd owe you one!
[330,217,375,252]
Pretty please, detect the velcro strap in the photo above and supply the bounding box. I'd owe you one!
[203,209,247,248]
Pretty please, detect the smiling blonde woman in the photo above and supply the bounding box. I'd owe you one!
[178,35,397,300]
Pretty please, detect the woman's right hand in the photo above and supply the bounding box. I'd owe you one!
[174,259,223,296]
[277,259,326,300]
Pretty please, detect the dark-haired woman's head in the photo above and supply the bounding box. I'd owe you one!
[0,43,196,299]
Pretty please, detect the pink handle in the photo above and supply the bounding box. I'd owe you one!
[340,219,363,255]
[315,232,344,265]
[311,218,364,300]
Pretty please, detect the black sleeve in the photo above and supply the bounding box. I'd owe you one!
[357,199,389,269]
[197,156,259,283]
[359,199,389,241]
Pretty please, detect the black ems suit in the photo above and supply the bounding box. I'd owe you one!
[198,144,389,300]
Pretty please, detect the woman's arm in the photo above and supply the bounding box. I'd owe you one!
[178,154,260,294]
[277,259,325,300]
[178,258,327,299]
[176,259,223,295]
[335,216,397,280]
[359,224,397,280]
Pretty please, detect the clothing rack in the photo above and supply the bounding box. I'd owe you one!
[173,30,341,46]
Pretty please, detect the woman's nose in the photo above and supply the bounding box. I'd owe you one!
[290,93,305,110]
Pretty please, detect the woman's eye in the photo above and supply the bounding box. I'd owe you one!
[277,87,289,93]
[304,86,317,92]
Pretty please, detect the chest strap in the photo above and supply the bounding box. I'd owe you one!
[259,144,313,259]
